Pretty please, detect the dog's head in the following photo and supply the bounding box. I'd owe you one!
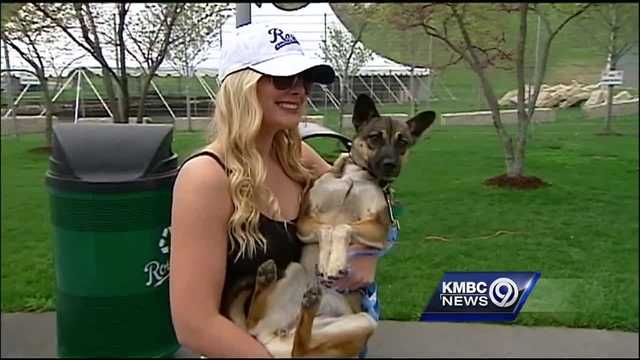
[350,94,436,182]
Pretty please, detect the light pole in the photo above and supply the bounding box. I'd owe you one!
[236,3,251,28]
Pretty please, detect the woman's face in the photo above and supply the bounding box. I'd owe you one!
[257,72,312,131]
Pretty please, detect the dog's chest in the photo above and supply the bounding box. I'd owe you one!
[307,163,387,223]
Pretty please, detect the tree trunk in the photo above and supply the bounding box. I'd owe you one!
[137,74,153,124]
[119,83,129,123]
[40,76,54,147]
[604,4,618,134]
[338,74,345,132]
[605,79,614,133]
[472,65,516,177]
[117,3,129,124]
[118,76,130,124]
[186,79,192,132]
[512,3,529,178]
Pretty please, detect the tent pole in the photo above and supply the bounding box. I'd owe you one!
[81,70,114,119]
[38,69,79,116]
[73,70,81,123]
[151,79,177,122]
[3,83,32,118]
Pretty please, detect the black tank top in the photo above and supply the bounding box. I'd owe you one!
[180,151,304,293]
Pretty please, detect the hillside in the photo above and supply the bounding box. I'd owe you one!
[330,4,630,90]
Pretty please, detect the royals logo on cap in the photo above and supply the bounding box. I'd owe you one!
[268,28,300,51]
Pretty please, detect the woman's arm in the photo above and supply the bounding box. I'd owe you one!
[170,156,272,358]
[300,141,332,179]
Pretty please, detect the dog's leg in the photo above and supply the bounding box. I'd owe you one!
[329,153,350,177]
[291,284,323,357]
[349,213,390,250]
[246,259,279,330]
[297,210,325,245]
[317,225,333,278]
[294,312,377,357]
[326,224,351,279]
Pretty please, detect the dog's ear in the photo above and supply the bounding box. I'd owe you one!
[407,111,436,140]
[352,94,380,132]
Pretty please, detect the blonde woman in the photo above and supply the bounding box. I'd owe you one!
[169,23,382,357]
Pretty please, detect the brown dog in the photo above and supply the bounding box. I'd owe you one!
[220,94,436,357]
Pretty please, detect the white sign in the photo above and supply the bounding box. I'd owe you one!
[601,70,624,85]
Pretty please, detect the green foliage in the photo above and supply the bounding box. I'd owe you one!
[0,3,25,31]
[332,3,516,71]
[318,23,373,77]
[573,3,639,64]
[166,3,232,76]
[332,3,606,80]
[1,3,62,71]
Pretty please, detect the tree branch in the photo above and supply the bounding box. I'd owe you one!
[345,21,368,75]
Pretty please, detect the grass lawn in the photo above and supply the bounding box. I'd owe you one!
[1,108,638,332]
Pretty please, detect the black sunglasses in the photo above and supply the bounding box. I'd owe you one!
[269,72,314,94]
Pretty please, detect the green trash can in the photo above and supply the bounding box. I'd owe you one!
[45,123,180,358]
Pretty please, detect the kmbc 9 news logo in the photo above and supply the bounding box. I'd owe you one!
[421,272,541,322]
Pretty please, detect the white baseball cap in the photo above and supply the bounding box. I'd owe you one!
[218,23,335,85]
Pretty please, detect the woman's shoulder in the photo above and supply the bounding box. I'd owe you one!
[175,148,230,197]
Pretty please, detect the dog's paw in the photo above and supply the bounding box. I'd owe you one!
[302,285,322,310]
[257,259,278,287]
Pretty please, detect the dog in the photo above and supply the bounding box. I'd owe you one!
[220,94,436,357]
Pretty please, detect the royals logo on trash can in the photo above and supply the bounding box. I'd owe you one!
[144,226,171,288]
[420,272,540,322]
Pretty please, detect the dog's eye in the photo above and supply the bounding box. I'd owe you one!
[367,133,383,145]
[396,137,409,148]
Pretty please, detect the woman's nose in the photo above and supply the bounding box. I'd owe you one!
[289,77,306,95]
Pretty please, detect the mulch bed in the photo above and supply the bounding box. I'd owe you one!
[27,146,53,154]
[595,131,624,136]
[483,174,550,190]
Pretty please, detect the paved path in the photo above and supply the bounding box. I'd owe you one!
[1,312,637,358]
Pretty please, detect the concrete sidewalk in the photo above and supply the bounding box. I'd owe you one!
[1,312,638,358]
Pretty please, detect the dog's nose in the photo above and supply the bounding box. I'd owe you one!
[382,160,396,173]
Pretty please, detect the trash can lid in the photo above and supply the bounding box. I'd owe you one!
[298,122,352,149]
[46,123,178,192]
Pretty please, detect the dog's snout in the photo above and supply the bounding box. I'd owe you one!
[382,159,396,172]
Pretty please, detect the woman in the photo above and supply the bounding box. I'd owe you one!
[169,23,382,357]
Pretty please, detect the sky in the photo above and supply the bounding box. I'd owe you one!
[1,3,424,79]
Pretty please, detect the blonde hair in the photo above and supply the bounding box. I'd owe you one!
[206,69,313,261]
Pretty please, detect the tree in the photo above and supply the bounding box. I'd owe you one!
[1,3,83,147]
[165,3,231,131]
[319,23,373,133]
[335,3,592,185]
[33,3,132,123]
[125,3,187,123]
[0,3,24,25]
[580,3,639,135]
